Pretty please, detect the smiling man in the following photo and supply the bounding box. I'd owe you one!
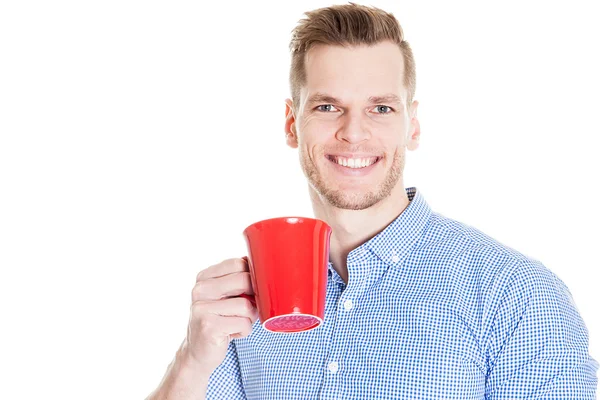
[147,4,597,400]
[285,37,418,283]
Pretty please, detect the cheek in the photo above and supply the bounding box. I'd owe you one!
[382,128,406,146]
[298,144,327,170]
[300,113,339,135]
[298,120,334,154]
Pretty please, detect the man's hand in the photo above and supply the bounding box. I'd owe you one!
[147,258,258,400]
[182,257,259,375]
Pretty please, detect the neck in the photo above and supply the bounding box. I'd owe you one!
[310,182,410,283]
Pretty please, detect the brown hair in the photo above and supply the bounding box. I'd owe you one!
[289,2,416,112]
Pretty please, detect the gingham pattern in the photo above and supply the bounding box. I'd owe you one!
[207,187,598,399]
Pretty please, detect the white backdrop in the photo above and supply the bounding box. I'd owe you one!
[1,0,598,398]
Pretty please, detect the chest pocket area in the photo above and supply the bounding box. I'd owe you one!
[350,295,485,397]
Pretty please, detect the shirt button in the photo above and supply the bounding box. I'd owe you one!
[391,254,400,263]
[328,361,339,373]
[343,299,353,311]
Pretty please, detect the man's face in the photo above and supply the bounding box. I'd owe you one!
[285,41,420,211]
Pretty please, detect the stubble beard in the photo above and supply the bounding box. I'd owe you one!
[300,148,404,211]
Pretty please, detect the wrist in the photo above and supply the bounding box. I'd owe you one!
[177,340,212,385]
[148,342,209,400]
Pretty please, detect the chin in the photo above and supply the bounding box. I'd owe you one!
[319,187,384,210]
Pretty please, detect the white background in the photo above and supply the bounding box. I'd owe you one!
[1,0,598,398]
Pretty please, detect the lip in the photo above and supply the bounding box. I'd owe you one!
[326,153,381,159]
[325,154,381,176]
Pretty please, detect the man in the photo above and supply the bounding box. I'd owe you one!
[147,4,597,399]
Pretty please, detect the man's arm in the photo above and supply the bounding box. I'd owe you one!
[484,260,598,399]
[147,340,246,400]
[146,340,211,400]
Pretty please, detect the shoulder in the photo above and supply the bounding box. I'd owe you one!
[422,212,552,276]
[404,212,590,362]
[411,211,565,308]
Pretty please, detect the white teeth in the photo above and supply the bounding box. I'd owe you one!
[330,156,378,169]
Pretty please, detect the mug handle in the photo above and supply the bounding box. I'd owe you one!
[240,256,257,307]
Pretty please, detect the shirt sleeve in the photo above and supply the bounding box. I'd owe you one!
[484,260,598,399]
[205,340,246,400]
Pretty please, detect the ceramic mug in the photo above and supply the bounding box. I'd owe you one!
[242,217,332,333]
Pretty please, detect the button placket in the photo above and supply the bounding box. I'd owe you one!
[325,257,365,398]
[320,274,345,399]
[322,291,354,397]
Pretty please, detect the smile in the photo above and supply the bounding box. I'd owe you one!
[326,155,381,169]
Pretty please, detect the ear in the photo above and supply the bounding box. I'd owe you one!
[284,98,298,149]
[406,100,420,151]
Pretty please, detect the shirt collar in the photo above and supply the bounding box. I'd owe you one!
[363,186,432,267]
[327,187,432,284]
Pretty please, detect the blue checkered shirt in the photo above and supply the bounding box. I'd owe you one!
[207,187,598,399]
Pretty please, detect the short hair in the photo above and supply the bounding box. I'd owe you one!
[289,2,416,111]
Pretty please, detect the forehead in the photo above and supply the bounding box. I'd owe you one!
[303,41,406,102]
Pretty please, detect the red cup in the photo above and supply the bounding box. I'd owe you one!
[242,217,332,333]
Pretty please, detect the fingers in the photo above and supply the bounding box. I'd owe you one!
[188,313,255,346]
[190,303,257,340]
[183,258,258,374]
[196,258,248,281]
[215,316,254,339]
[191,296,259,321]
[192,271,254,302]
[193,258,254,303]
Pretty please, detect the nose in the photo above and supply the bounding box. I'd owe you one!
[335,110,371,144]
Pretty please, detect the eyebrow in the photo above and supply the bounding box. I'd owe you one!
[306,93,339,105]
[306,92,403,106]
[368,94,403,105]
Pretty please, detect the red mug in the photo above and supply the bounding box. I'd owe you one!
[242,217,332,333]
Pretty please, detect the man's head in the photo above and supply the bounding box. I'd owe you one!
[284,3,420,211]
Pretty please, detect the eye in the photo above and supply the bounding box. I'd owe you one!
[373,105,394,114]
[316,104,339,112]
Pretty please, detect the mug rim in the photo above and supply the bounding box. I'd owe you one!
[243,216,330,234]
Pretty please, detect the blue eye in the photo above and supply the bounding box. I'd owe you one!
[317,104,337,112]
[375,105,393,114]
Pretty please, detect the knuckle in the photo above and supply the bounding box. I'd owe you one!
[192,281,209,301]
[191,283,201,300]
[196,263,216,282]
[198,315,214,331]
[196,270,205,281]
[190,302,208,320]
